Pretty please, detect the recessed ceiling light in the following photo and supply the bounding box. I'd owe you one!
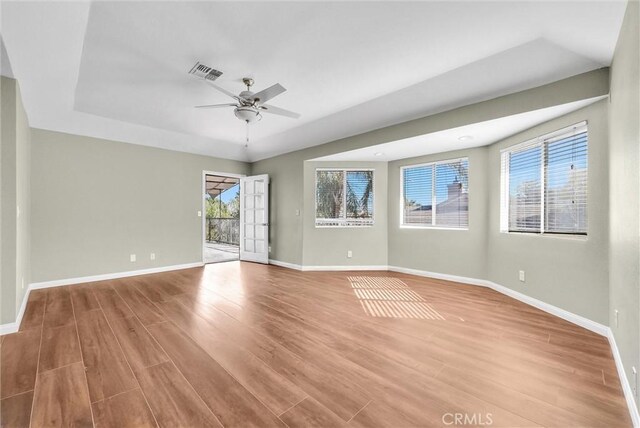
[458,135,474,141]
[374,152,384,156]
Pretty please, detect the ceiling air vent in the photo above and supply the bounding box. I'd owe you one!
[188,62,223,81]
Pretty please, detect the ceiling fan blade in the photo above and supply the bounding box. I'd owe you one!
[195,103,238,109]
[252,83,286,104]
[260,103,300,119]
[204,81,241,102]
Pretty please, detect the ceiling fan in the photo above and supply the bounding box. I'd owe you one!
[189,62,301,126]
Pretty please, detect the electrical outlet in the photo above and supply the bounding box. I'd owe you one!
[519,270,525,282]
[347,250,353,258]
[295,209,300,216]
[615,309,619,327]
[197,210,202,217]
[150,253,156,260]
[130,254,136,262]
[633,367,637,397]
[268,246,272,253]
[21,277,24,290]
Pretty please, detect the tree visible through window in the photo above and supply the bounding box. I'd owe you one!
[316,169,374,226]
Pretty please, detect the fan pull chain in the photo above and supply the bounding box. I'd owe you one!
[245,120,249,148]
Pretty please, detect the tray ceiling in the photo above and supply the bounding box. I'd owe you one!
[1,1,627,161]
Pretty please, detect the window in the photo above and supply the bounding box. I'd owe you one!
[402,158,469,228]
[315,169,374,227]
[500,121,588,235]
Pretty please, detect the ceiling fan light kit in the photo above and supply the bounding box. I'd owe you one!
[234,107,262,123]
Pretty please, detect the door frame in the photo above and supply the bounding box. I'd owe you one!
[202,170,246,264]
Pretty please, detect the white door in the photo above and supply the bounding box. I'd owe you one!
[239,174,269,264]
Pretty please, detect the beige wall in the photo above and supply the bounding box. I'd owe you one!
[385,101,609,324]
[15,80,30,315]
[253,70,608,267]
[0,76,31,324]
[30,129,249,283]
[487,101,610,324]
[0,56,618,334]
[253,93,611,329]
[252,151,305,265]
[303,161,388,267]
[1,76,3,324]
[609,0,640,407]
[0,76,16,324]
[388,147,489,279]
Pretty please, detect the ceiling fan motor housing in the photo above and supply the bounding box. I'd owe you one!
[239,90,255,102]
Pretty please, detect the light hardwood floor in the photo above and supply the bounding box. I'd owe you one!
[0,262,632,427]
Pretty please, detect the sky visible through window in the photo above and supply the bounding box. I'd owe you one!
[404,162,467,206]
[216,183,240,203]
[508,134,588,197]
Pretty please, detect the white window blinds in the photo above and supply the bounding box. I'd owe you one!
[545,131,588,234]
[506,143,543,233]
[316,169,374,227]
[500,121,588,235]
[403,165,433,225]
[402,158,469,228]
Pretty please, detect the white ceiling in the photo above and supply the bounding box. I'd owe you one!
[0,1,627,162]
[313,96,606,162]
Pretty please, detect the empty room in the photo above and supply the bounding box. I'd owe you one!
[1,0,639,427]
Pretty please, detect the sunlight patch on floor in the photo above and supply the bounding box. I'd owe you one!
[348,276,445,320]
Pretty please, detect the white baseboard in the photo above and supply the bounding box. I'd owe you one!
[29,262,204,290]
[0,288,31,336]
[0,262,204,336]
[271,262,607,336]
[608,329,640,427]
[269,259,303,270]
[268,260,388,272]
[0,323,20,336]
[302,265,389,272]
[388,265,494,288]
[486,280,608,336]
[388,265,607,336]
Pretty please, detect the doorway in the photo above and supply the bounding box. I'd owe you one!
[203,173,241,264]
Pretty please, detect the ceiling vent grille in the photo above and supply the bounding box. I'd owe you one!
[188,62,223,81]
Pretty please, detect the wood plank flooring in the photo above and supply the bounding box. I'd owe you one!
[0,262,632,427]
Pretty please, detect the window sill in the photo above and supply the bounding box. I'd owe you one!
[499,231,588,241]
[400,225,468,231]
[315,225,375,229]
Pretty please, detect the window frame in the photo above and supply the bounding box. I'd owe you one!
[500,121,588,237]
[315,167,375,228]
[400,156,469,230]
